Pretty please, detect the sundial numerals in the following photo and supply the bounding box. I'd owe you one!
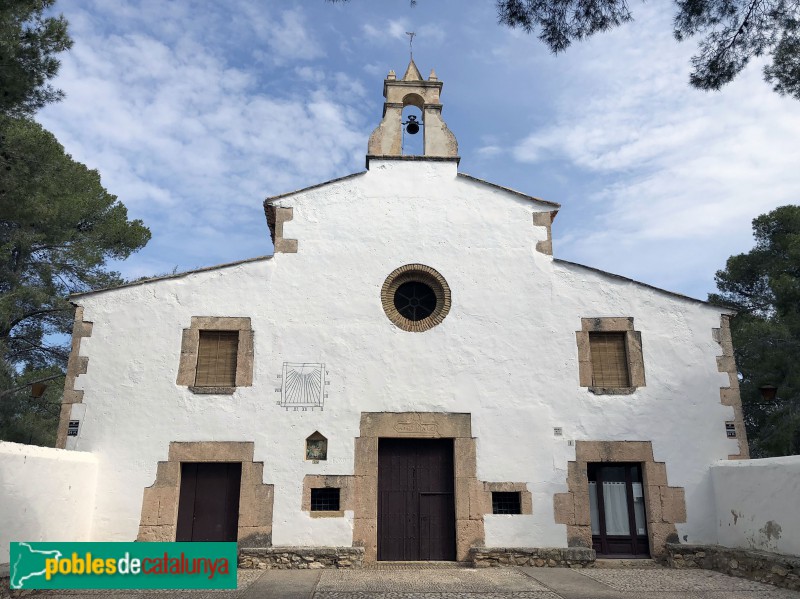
[276,362,326,412]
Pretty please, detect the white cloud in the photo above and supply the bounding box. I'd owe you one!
[38,0,369,275]
[363,62,384,76]
[507,4,800,294]
[417,23,446,45]
[295,66,326,82]
[264,9,323,63]
[30,0,800,301]
[363,18,411,43]
[477,145,503,157]
[388,19,411,41]
[363,18,445,46]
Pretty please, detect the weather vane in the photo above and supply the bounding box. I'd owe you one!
[406,32,415,60]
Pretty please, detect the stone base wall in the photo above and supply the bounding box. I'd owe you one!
[469,547,595,568]
[239,547,364,570]
[666,544,800,591]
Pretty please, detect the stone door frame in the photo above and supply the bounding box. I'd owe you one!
[553,441,686,558]
[353,412,484,562]
[137,441,274,547]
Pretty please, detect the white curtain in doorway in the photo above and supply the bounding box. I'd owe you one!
[602,482,630,535]
[632,482,647,536]
[588,481,600,535]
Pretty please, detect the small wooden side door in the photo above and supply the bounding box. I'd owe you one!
[176,462,241,542]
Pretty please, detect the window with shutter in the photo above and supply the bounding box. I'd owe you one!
[589,332,630,387]
[195,331,239,387]
[576,317,645,393]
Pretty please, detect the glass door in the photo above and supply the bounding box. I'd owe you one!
[588,463,649,557]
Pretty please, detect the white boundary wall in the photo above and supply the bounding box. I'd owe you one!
[0,442,98,563]
[711,456,800,556]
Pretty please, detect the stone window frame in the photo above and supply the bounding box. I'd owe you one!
[303,475,354,518]
[380,264,452,333]
[576,317,645,395]
[485,483,533,516]
[553,441,686,558]
[177,316,254,394]
[137,441,273,547]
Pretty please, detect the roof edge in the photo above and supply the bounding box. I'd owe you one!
[457,173,561,209]
[366,155,461,168]
[264,171,367,206]
[71,255,273,300]
[554,258,736,312]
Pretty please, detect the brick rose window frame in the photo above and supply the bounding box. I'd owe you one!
[553,441,686,558]
[137,441,274,547]
[380,264,452,333]
[576,317,645,395]
[176,316,254,394]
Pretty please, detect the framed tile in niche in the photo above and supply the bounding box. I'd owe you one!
[306,431,328,462]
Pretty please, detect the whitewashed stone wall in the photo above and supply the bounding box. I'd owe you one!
[711,456,800,556]
[0,442,98,562]
[68,159,738,550]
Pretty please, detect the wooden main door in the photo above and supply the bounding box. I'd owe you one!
[176,462,241,542]
[378,438,455,561]
[588,463,649,557]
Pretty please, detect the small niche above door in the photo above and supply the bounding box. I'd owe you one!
[306,431,328,462]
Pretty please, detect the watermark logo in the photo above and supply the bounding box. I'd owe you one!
[9,542,237,590]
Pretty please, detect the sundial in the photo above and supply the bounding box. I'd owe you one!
[276,363,327,411]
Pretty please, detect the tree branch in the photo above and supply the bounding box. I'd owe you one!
[0,372,65,399]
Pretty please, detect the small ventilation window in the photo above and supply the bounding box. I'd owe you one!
[492,491,521,515]
[311,488,340,511]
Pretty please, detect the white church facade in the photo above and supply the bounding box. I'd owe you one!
[56,61,748,564]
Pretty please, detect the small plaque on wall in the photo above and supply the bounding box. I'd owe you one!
[725,421,737,438]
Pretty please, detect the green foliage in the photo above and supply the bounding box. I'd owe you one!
[497,0,633,52]
[710,206,800,456]
[674,0,800,100]
[0,116,151,445]
[328,0,800,101]
[0,361,61,446]
[1,116,151,369]
[0,1,149,446]
[0,0,72,117]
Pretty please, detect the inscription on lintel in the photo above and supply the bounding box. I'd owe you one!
[394,422,438,435]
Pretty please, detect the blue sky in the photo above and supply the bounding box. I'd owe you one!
[39,0,800,301]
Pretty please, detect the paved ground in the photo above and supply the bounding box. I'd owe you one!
[3,566,799,599]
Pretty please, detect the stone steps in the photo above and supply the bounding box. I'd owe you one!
[363,561,472,570]
[594,558,661,569]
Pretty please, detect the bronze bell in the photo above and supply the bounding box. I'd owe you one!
[404,115,420,135]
